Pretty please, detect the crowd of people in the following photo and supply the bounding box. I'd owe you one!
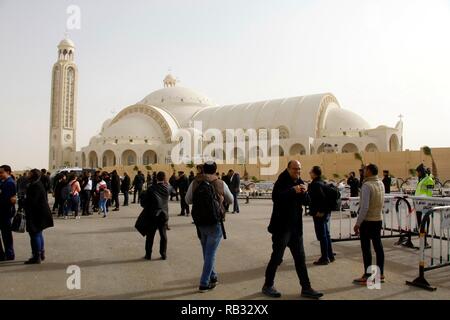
[0,160,436,298]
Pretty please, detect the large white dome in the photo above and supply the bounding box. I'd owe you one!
[139,86,215,127]
[140,86,214,108]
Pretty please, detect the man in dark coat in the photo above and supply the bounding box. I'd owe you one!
[169,171,179,201]
[24,169,54,264]
[40,169,51,197]
[177,171,190,216]
[308,166,334,265]
[121,172,131,206]
[382,170,392,194]
[347,172,360,197]
[132,171,145,204]
[262,160,323,299]
[228,170,241,213]
[222,172,231,212]
[135,171,169,260]
[111,170,121,211]
[0,165,16,261]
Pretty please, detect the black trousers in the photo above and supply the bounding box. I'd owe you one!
[81,190,91,215]
[112,192,119,209]
[179,192,189,215]
[0,217,14,259]
[264,230,311,289]
[360,221,384,276]
[133,188,142,203]
[145,224,167,257]
[123,191,129,206]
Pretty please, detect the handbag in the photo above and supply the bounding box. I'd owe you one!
[11,212,26,233]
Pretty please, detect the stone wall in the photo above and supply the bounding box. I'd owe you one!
[101,148,450,183]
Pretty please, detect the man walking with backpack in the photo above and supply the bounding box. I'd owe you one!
[307,166,335,265]
[185,161,233,293]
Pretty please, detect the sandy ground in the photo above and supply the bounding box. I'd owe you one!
[1,198,449,300]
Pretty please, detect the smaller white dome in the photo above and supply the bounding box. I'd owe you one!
[101,119,113,133]
[324,106,371,134]
[89,134,102,145]
[58,38,75,48]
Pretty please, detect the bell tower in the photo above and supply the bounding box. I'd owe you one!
[49,38,78,169]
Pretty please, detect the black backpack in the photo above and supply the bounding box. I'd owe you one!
[323,183,341,212]
[192,180,224,226]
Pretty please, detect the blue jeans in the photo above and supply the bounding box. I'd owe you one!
[99,198,107,216]
[29,231,44,257]
[71,194,80,216]
[313,214,334,261]
[198,223,223,286]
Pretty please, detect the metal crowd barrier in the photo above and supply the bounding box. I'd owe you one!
[331,195,450,244]
[331,195,408,242]
[406,205,450,291]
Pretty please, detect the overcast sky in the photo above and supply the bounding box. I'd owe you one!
[1,0,449,170]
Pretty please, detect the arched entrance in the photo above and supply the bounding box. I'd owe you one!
[88,151,98,168]
[365,143,379,152]
[389,134,400,151]
[289,144,306,156]
[342,143,359,153]
[102,150,116,167]
[122,150,137,166]
[143,150,157,165]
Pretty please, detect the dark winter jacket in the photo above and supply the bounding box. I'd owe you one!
[307,177,330,217]
[111,174,121,193]
[135,182,169,236]
[177,175,190,194]
[121,175,131,193]
[268,169,309,235]
[25,180,54,233]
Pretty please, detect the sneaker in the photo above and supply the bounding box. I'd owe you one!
[210,277,219,285]
[24,256,41,265]
[262,286,281,298]
[313,258,330,265]
[199,283,216,293]
[301,288,323,299]
[353,275,368,285]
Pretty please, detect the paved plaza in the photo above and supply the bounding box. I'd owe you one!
[1,198,449,300]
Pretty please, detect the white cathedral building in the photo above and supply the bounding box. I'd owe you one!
[48,38,403,170]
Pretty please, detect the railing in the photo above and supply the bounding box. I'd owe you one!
[406,205,450,291]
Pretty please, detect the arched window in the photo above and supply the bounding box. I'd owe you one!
[64,67,75,128]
